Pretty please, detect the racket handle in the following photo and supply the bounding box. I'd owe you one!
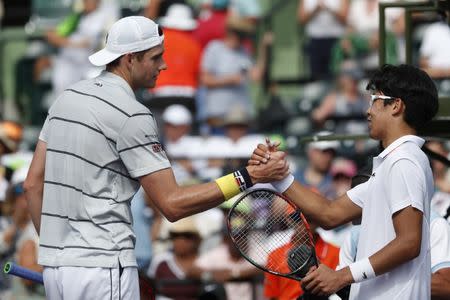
[3,262,44,284]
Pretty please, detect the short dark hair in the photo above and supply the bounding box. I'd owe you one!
[366,64,439,130]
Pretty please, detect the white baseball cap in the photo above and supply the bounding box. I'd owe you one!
[158,4,197,31]
[162,104,192,125]
[89,16,165,67]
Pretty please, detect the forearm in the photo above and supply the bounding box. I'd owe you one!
[161,181,225,221]
[431,269,450,299]
[200,72,239,88]
[26,189,43,234]
[284,181,344,228]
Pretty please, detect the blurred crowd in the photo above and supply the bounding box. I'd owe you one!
[0,0,449,299]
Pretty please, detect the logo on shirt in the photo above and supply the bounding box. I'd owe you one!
[152,144,163,153]
[363,272,368,279]
[145,134,158,139]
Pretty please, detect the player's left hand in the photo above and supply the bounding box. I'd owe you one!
[302,264,351,297]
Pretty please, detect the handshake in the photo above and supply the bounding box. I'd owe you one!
[245,138,295,193]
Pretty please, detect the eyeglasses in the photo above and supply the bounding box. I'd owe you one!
[369,95,397,107]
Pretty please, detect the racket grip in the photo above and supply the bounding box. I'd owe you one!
[3,262,44,284]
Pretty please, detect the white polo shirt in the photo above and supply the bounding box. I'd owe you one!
[347,135,433,300]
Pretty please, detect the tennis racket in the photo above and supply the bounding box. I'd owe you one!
[227,188,318,281]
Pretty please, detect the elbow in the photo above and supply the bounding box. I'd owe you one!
[23,177,36,198]
[159,205,185,222]
[402,238,421,260]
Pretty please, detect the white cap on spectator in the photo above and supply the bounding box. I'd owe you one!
[162,104,192,125]
[89,16,164,66]
[159,4,197,31]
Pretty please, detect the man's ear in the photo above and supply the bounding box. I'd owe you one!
[391,98,405,116]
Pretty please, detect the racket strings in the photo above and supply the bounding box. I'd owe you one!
[229,190,314,275]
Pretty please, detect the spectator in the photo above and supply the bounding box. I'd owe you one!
[426,140,450,223]
[332,0,398,72]
[144,0,189,20]
[147,4,202,119]
[194,0,230,50]
[200,15,271,132]
[160,104,202,184]
[229,0,263,22]
[0,121,23,156]
[293,132,339,199]
[0,165,44,300]
[330,158,357,198]
[297,0,350,79]
[311,64,368,133]
[147,216,203,300]
[264,215,340,300]
[419,10,450,79]
[193,220,262,300]
[40,0,113,97]
[131,188,161,272]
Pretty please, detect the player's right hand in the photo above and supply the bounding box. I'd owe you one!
[247,151,289,183]
[248,138,280,165]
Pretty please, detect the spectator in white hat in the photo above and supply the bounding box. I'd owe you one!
[147,3,202,122]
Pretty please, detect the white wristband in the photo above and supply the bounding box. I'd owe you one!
[349,258,376,283]
[272,173,294,193]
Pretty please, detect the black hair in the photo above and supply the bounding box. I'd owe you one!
[366,64,439,130]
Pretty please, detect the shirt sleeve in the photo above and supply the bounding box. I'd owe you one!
[201,42,217,72]
[38,115,50,143]
[116,113,171,178]
[386,158,426,214]
[430,217,450,273]
[346,181,369,208]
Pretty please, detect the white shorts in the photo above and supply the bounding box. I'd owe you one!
[43,266,139,300]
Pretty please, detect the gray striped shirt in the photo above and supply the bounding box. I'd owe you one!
[38,71,171,268]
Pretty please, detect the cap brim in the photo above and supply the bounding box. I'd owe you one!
[89,48,123,67]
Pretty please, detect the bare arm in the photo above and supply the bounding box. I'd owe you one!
[200,70,243,88]
[297,0,321,25]
[285,181,362,229]
[249,32,274,82]
[45,30,88,48]
[327,0,350,25]
[249,143,362,228]
[140,152,289,222]
[302,206,423,295]
[143,0,161,19]
[432,268,450,299]
[311,93,337,125]
[24,140,47,234]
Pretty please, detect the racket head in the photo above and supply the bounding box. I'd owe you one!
[227,188,317,281]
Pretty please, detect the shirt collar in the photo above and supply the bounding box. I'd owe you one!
[372,135,424,172]
[97,71,135,99]
[378,135,425,159]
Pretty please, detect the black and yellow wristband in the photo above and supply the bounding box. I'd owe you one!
[215,167,253,201]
